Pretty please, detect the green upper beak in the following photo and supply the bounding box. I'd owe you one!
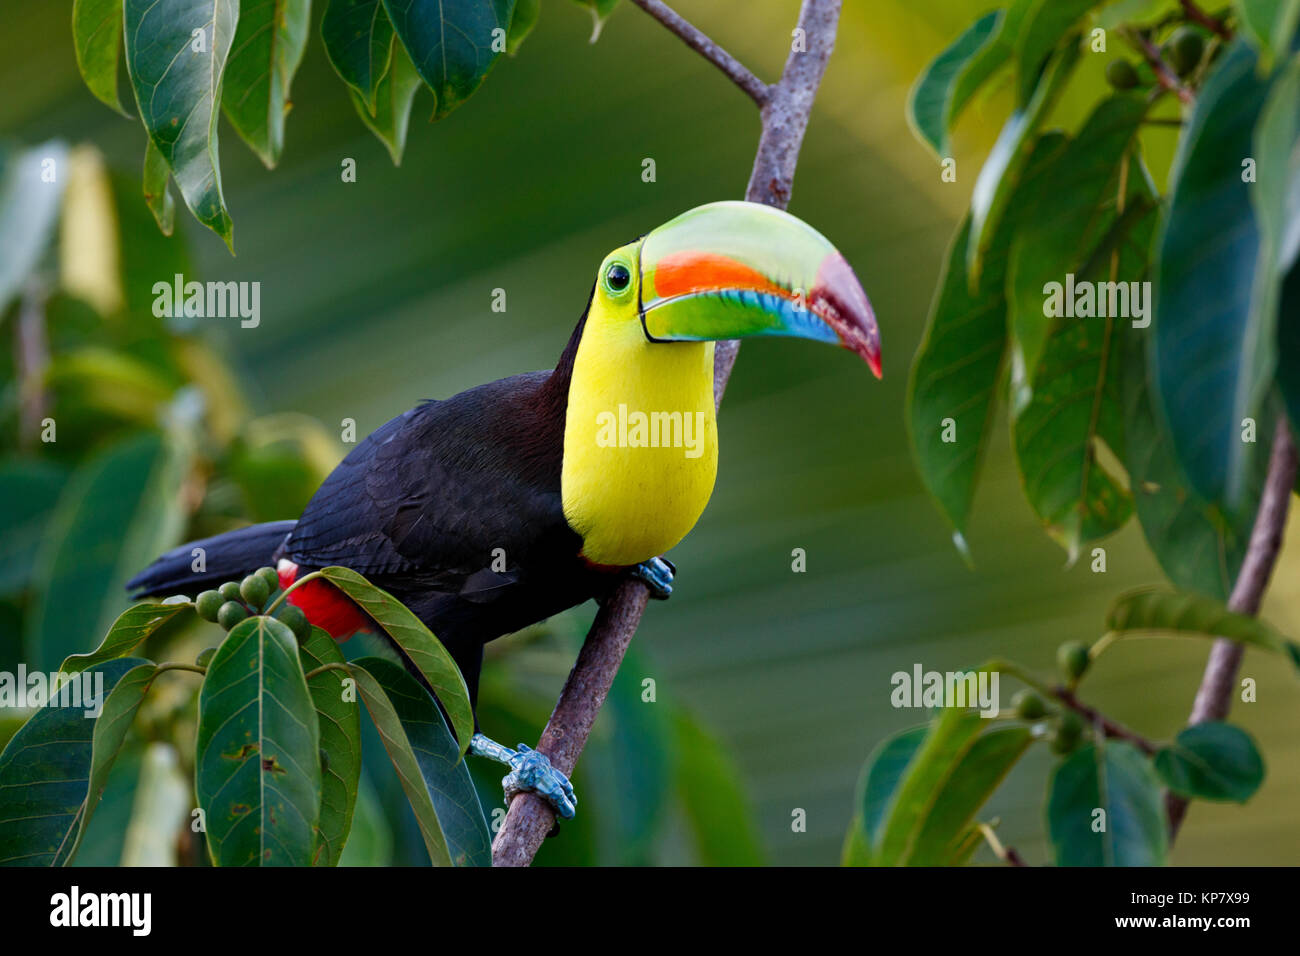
[638,201,882,378]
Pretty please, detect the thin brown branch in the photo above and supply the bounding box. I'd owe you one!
[628,0,770,107]
[1124,28,1195,105]
[1166,419,1298,840]
[1179,0,1231,40]
[1051,686,1160,756]
[490,0,843,867]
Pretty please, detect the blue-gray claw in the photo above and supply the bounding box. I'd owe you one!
[502,744,577,819]
[631,556,675,599]
[471,733,577,819]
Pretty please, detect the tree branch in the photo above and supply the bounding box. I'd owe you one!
[628,0,770,107]
[1179,0,1231,40]
[1165,419,1298,840]
[490,0,843,867]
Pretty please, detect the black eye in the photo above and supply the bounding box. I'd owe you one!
[606,263,631,292]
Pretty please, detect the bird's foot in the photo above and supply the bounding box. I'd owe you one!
[630,556,675,600]
[470,733,577,819]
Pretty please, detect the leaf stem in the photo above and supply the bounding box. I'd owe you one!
[265,570,323,616]
[628,0,770,106]
[155,662,207,676]
[302,661,350,682]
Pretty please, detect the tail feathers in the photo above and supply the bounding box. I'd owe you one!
[126,520,296,598]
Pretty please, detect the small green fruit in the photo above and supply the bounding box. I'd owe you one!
[256,566,280,593]
[1013,689,1048,720]
[219,581,242,601]
[1051,711,1085,753]
[240,574,271,609]
[1105,59,1139,90]
[278,603,311,641]
[217,601,249,630]
[1058,641,1090,682]
[1166,26,1204,77]
[195,590,223,622]
[195,647,217,668]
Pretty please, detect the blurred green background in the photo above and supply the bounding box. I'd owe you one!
[2,0,1298,865]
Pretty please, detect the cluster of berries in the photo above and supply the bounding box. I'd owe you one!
[191,566,312,640]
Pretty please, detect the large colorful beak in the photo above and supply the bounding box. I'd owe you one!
[638,201,881,378]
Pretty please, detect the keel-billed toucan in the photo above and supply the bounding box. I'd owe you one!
[129,201,881,818]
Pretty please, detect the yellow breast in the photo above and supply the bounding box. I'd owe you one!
[561,307,718,567]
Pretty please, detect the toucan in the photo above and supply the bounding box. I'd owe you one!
[128,201,881,818]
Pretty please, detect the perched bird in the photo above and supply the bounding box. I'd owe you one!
[128,201,882,817]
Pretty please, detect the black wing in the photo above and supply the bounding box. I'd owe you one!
[285,371,580,594]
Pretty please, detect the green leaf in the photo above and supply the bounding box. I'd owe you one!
[196,615,321,866]
[348,36,422,164]
[1154,721,1264,802]
[908,725,1032,865]
[1253,55,1300,291]
[1014,0,1095,105]
[507,0,540,54]
[908,11,1002,158]
[843,725,927,865]
[907,134,1068,542]
[1005,94,1150,403]
[1152,40,1280,507]
[381,0,513,119]
[73,0,130,116]
[571,0,618,43]
[1123,331,1262,600]
[317,566,473,754]
[1236,0,1300,67]
[322,0,396,113]
[1105,587,1300,668]
[27,433,187,672]
[0,460,67,594]
[671,709,764,866]
[0,658,151,866]
[947,0,1036,132]
[299,628,361,866]
[123,0,238,250]
[969,39,1080,281]
[222,0,312,168]
[0,141,68,314]
[60,600,192,678]
[142,137,176,236]
[349,657,491,866]
[1047,740,1168,865]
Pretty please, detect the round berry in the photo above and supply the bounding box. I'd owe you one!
[195,590,223,622]
[240,574,271,609]
[1058,641,1091,682]
[219,581,242,601]
[1013,689,1048,721]
[1105,58,1139,90]
[217,601,249,631]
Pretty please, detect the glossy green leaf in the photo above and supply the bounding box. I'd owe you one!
[322,0,395,113]
[142,137,176,236]
[27,433,187,672]
[72,0,129,116]
[907,11,1001,159]
[381,0,513,119]
[123,0,238,249]
[60,600,192,678]
[507,0,540,54]
[571,0,618,43]
[222,0,312,168]
[908,134,1067,543]
[1047,740,1167,865]
[196,615,321,866]
[299,627,361,866]
[908,725,1032,865]
[0,460,67,594]
[671,708,764,866]
[0,658,150,866]
[948,0,1035,132]
[1014,0,1095,105]
[1123,331,1263,600]
[1253,55,1300,291]
[1152,40,1279,507]
[968,40,1080,281]
[1154,721,1264,803]
[318,566,472,753]
[1105,587,1300,668]
[349,657,491,867]
[843,725,927,865]
[1236,0,1300,67]
[1005,94,1150,403]
[0,141,68,314]
[348,36,422,164]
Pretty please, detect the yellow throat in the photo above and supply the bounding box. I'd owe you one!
[561,281,719,568]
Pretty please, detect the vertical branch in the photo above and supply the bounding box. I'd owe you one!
[491,0,843,867]
[1166,419,1298,839]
